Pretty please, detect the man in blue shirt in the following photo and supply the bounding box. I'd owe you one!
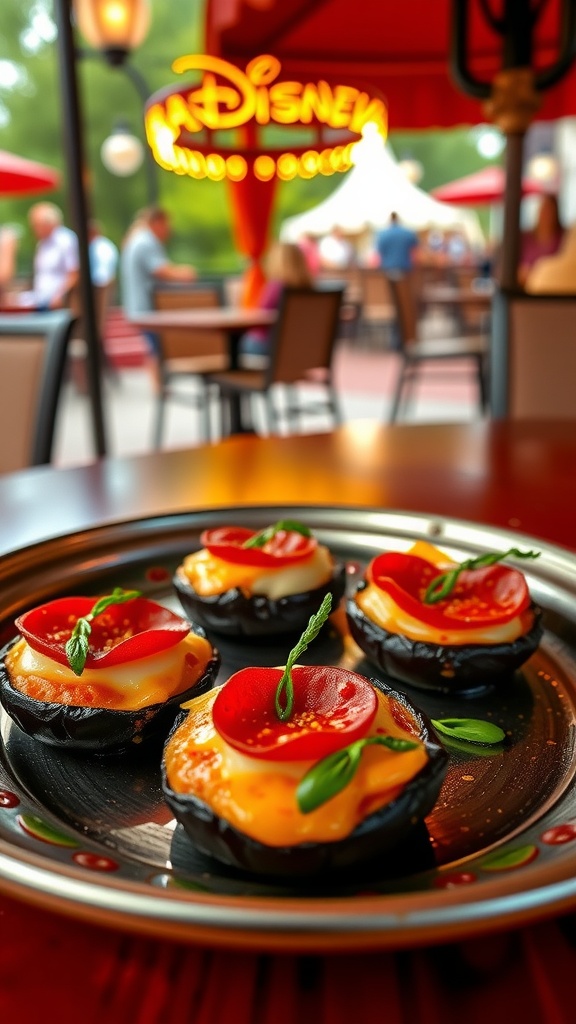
[375,212,419,278]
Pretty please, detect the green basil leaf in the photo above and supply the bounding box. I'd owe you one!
[297,744,362,814]
[423,548,540,605]
[243,519,312,549]
[432,717,506,746]
[89,587,141,619]
[65,629,90,677]
[64,588,142,676]
[275,593,332,721]
[296,734,419,814]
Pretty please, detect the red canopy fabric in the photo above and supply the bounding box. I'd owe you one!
[430,165,546,205]
[204,0,576,130]
[0,150,60,196]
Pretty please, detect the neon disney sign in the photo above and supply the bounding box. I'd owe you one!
[145,53,388,182]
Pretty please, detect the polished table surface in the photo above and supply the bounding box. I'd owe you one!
[131,306,277,332]
[421,284,494,305]
[1,419,576,1024]
[0,419,573,554]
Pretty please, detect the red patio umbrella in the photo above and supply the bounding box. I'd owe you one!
[204,0,576,289]
[205,0,576,130]
[430,165,546,205]
[0,150,61,197]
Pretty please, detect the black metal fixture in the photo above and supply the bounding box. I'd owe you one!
[74,0,151,67]
[450,0,576,290]
[52,0,153,460]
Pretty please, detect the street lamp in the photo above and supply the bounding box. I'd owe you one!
[53,0,153,459]
[74,0,158,202]
[100,122,145,176]
[74,0,151,66]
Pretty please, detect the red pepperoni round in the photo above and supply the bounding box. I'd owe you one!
[16,596,190,669]
[368,552,530,629]
[212,664,378,761]
[201,526,317,567]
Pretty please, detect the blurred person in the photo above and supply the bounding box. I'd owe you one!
[375,211,419,278]
[318,225,354,270]
[22,202,79,309]
[524,223,576,293]
[297,231,322,275]
[445,228,469,264]
[88,220,118,288]
[0,224,19,303]
[239,241,314,362]
[518,193,564,287]
[120,206,196,322]
[120,207,196,386]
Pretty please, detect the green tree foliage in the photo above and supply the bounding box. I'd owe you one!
[0,0,496,279]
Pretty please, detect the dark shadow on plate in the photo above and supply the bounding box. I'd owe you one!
[212,621,344,682]
[168,819,437,897]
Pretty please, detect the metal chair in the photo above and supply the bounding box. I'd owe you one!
[387,273,489,422]
[208,286,345,436]
[152,284,229,447]
[0,310,76,473]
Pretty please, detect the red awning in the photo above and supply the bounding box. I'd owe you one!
[430,165,547,205]
[204,0,576,130]
[0,150,61,197]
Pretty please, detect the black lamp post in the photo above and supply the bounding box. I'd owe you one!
[52,0,153,459]
[54,0,107,457]
[450,0,576,291]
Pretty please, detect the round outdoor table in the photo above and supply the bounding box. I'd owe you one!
[1,419,576,1024]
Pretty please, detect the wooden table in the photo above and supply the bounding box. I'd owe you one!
[132,306,277,435]
[0,419,573,554]
[131,306,277,341]
[1,420,576,1023]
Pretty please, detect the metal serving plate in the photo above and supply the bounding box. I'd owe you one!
[0,505,575,952]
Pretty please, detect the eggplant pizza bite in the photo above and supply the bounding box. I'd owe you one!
[173,519,346,638]
[162,596,448,876]
[0,588,220,752]
[347,540,543,694]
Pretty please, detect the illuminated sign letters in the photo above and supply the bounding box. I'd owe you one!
[145,54,388,182]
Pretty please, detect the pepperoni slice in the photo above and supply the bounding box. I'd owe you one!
[212,664,378,761]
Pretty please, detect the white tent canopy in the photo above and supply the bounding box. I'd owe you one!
[280,136,485,250]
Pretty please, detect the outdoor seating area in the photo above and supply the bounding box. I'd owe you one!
[2,3,576,1024]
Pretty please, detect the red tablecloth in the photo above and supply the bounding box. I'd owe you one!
[2,892,576,1023]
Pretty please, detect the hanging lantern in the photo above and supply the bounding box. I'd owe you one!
[100,122,144,175]
[74,0,151,65]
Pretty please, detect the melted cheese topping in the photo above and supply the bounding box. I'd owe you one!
[359,540,533,645]
[165,687,428,846]
[6,632,214,711]
[179,544,334,599]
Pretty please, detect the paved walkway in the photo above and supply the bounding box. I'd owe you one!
[52,329,483,469]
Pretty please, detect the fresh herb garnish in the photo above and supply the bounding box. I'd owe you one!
[431,717,506,746]
[243,519,312,549]
[296,734,419,813]
[65,587,141,676]
[275,593,332,721]
[423,548,540,604]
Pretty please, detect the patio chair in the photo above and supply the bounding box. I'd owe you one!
[357,268,395,345]
[491,290,576,419]
[208,285,345,436]
[152,284,229,446]
[0,309,75,473]
[386,273,489,422]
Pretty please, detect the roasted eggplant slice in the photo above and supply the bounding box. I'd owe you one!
[173,561,347,638]
[162,675,448,877]
[347,595,543,695]
[0,612,220,754]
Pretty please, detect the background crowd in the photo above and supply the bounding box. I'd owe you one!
[0,190,573,390]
